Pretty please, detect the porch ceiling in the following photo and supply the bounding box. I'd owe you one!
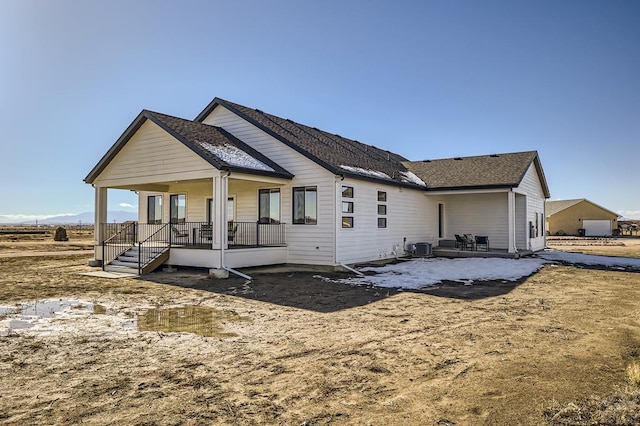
[106,177,213,192]
[104,172,290,191]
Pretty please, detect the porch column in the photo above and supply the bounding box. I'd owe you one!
[93,186,108,262]
[507,191,517,253]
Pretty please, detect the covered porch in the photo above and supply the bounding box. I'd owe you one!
[432,189,536,255]
[94,171,290,274]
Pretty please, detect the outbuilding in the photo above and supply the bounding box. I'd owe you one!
[545,198,620,237]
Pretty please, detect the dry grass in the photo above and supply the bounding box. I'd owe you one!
[544,387,640,425]
[1,246,640,424]
[628,361,640,386]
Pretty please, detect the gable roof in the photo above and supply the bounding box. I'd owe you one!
[84,110,293,183]
[403,151,551,197]
[195,98,429,189]
[546,198,620,218]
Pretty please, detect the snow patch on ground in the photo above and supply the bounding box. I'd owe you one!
[539,251,640,270]
[345,257,548,289]
[200,143,274,171]
[341,250,640,290]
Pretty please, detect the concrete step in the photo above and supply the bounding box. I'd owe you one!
[110,259,140,268]
[115,256,142,265]
[127,248,167,256]
[104,264,139,275]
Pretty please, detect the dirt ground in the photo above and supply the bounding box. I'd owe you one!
[1,239,639,425]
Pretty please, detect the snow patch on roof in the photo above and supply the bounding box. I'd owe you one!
[400,170,426,187]
[340,165,392,180]
[200,143,274,171]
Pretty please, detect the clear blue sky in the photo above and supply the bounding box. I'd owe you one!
[1,0,639,222]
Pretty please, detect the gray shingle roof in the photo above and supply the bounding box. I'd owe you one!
[545,199,585,216]
[196,98,425,188]
[87,97,550,197]
[403,151,550,196]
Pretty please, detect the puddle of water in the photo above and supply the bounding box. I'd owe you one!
[137,306,248,338]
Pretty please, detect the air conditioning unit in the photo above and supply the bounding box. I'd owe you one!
[414,242,432,257]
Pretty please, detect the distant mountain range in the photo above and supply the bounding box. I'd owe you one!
[0,211,138,225]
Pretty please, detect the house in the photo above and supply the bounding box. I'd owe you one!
[545,198,620,236]
[84,97,550,275]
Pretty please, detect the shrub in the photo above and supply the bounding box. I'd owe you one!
[53,226,68,241]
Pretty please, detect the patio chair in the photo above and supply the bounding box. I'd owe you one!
[475,235,490,251]
[455,234,473,250]
[464,234,476,250]
[199,224,212,241]
[171,225,189,243]
[227,222,238,243]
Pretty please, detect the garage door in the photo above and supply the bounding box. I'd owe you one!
[583,220,611,236]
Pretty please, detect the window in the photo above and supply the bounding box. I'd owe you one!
[207,198,214,223]
[227,197,235,222]
[438,203,444,238]
[170,194,186,223]
[147,195,162,224]
[342,186,353,198]
[342,217,354,228]
[342,201,353,213]
[377,190,387,228]
[259,189,280,223]
[293,187,317,224]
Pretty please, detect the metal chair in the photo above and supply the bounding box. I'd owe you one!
[475,235,490,251]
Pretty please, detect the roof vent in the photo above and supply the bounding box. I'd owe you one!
[490,154,499,157]
[286,118,294,123]
[422,159,431,163]
[254,109,263,113]
[312,127,320,131]
[454,157,463,160]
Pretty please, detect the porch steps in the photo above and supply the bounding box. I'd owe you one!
[104,244,170,275]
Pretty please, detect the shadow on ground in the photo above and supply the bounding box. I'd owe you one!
[140,267,528,312]
[415,278,526,300]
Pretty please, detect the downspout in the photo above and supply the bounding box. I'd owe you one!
[220,171,252,280]
[333,175,343,266]
[339,262,364,277]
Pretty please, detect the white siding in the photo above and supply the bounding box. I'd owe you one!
[138,181,213,224]
[94,121,215,187]
[516,164,547,251]
[203,106,336,265]
[336,178,436,264]
[438,192,510,250]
